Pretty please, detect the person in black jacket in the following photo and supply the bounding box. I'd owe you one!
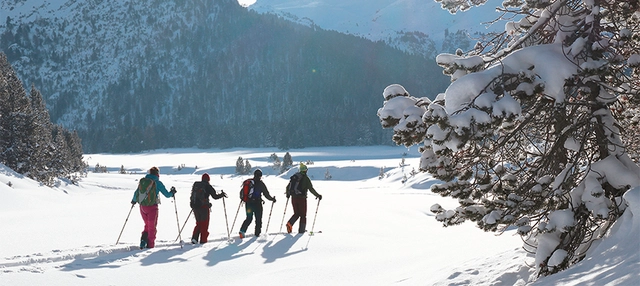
[190,173,227,244]
[239,169,276,238]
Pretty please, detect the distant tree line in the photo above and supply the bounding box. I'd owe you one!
[0,53,84,185]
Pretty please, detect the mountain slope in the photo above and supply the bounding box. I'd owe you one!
[1,0,448,152]
[249,0,505,56]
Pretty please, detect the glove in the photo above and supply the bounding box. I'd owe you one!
[317,195,323,200]
[131,201,137,205]
[170,187,177,197]
[271,196,276,203]
[286,194,290,199]
[221,191,227,198]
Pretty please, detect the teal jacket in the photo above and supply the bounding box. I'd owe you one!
[131,174,173,204]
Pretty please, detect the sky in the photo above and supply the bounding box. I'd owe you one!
[0,146,637,285]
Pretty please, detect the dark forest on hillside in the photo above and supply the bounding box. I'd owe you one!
[1,0,449,153]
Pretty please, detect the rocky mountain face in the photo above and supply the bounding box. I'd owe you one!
[1,0,448,152]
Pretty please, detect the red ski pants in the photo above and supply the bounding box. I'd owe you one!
[192,207,211,243]
[287,197,307,233]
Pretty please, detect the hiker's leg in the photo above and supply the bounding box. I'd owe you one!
[200,211,210,243]
[288,197,302,225]
[239,203,254,233]
[192,208,207,242]
[142,205,159,248]
[254,204,263,236]
[299,198,308,233]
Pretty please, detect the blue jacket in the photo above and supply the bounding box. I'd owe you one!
[132,174,173,204]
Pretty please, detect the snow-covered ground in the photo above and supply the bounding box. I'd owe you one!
[0,146,637,285]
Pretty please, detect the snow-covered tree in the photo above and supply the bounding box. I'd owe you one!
[243,159,252,175]
[269,153,282,171]
[281,152,293,173]
[0,53,84,185]
[0,53,33,177]
[379,0,640,277]
[324,168,332,180]
[235,157,245,174]
[29,85,56,183]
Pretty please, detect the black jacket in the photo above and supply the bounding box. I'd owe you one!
[248,178,274,202]
[191,181,224,208]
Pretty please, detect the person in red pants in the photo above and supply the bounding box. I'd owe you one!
[286,163,322,234]
[190,173,227,244]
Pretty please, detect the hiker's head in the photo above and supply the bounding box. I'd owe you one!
[149,166,160,177]
[254,169,263,179]
[202,173,210,182]
[300,163,308,173]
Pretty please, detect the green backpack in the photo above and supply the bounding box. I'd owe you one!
[136,177,158,206]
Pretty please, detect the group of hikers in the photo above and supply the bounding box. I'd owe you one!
[129,163,322,249]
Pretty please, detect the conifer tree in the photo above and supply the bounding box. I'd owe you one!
[379,0,640,277]
[243,159,252,175]
[235,156,245,174]
[28,85,55,183]
[0,53,84,185]
[281,152,293,173]
[0,53,33,176]
[63,129,85,175]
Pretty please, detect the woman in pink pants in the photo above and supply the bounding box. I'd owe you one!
[131,167,175,249]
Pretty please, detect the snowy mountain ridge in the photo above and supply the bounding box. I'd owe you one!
[248,0,505,56]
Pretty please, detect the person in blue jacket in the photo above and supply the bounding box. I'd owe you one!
[131,166,176,249]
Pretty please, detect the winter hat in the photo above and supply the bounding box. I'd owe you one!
[299,163,308,172]
[254,169,263,178]
[202,173,210,182]
[149,166,160,176]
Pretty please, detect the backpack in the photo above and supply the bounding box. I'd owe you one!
[190,181,208,208]
[286,172,303,197]
[240,179,255,202]
[136,177,158,206]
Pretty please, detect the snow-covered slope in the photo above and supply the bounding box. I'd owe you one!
[249,0,504,54]
[0,146,638,285]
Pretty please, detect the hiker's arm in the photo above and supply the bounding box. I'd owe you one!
[309,187,321,198]
[208,185,224,199]
[157,181,172,198]
[263,183,275,201]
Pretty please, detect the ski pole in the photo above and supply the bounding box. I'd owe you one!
[116,203,135,244]
[175,209,193,242]
[278,196,289,234]
[229,200,243,235]
[172,190,183,247]
[264,200,275,234]
[309,198,321,235]
[222,196,231,240]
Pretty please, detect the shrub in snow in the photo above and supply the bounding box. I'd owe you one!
[379,0,640,278]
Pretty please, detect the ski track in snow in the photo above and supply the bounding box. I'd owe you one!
[0,231,315,272]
